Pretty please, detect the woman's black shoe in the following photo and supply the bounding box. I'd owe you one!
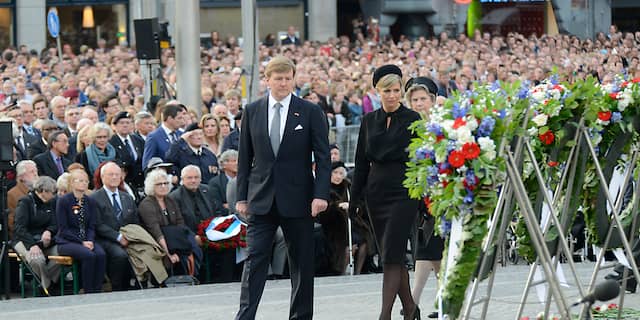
[427,311,438,319]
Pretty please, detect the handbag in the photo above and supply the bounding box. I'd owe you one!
[160,224,193,255]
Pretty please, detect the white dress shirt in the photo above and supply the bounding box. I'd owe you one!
[268,93,291,143]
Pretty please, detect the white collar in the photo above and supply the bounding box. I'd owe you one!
[268,93,292,109]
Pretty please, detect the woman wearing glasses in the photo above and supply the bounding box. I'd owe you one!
[139,169,200,274]
[55,169,106,293]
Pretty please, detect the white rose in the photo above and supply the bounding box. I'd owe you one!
[465,116,478,131]
[531,114,548,127]
[456,126,474,144]
[531,90,546,102]
[527,127,538,137]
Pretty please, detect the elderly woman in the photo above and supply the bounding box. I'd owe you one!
[55,169,106,294]
[75,122,116,184]
[200,114,223,156]
[405,76,444,319]
[56,172,70,196]
[138,169,201,275]
[350,65,421,320]
[13,176,60,291]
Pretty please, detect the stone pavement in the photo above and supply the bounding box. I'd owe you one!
[0,262,638,320]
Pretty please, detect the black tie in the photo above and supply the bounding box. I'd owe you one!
[170,131,178,143]
[124,138,136,160]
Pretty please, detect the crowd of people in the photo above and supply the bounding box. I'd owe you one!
[0,21,637,302]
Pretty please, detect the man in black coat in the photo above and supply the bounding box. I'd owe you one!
[281,26,301,46]
[110,111,145,191]
[169,165,223,232]
[27,120,58,159]
[235,56,330,320]
[33,130,71,180]
[91,162,139,291]
[221,111,242,153]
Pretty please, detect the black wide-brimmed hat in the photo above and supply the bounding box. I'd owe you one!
[372,64,402,87]
[405,76,439,95]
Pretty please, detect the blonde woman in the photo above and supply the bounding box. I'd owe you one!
[200,114,223,156]
[350,65,421,320]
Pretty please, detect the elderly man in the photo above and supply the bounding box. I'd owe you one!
[134,111,156,141]
[19,99,40,138]
[49,96,68,129]
[110,111,145,192]
[8,160,38,238]
[170,165,230,282]
[208,149,237,211]
[91,161,139,291]
[169,165,222,233]
[165,123,219,183]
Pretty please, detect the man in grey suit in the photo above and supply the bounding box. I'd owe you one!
[235,56,330,320]
[91,161,139,291]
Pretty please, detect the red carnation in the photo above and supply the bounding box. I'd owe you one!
[548,161,559,167]
[538,130,555,145]
[621,81,629,88]
[462,142,481,160]
[598,111,612,121]
[633,77,640,83]
[609,92,618,100]
[438,166,453,175]
[423,197,431,210]
[453,117,466,129]
[448,150,466,168]
[436,135,445,142]
[553,84,564,92]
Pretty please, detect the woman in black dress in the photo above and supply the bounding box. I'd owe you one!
[405,76,445,319]
[350,65,422,320]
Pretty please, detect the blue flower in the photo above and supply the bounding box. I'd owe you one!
[463,189,474,204]
[415,148,427,160]
[611,111,622,123]
[446,140,457,152]
[549,74,559,85]
[439,162,450,172]
[490,81,501,91]
[517,87,529,99]
[440,217,452,234]
[477,116,495,137]
[465,170,477,186]
[497,109,507,119]
[427,123,443,136]
[426,149,436,160]
[452,102,467,119]
[426,166,439,186]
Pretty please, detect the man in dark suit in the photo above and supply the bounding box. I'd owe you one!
[235,56,330,320]
[91,161,139,291]
[141,103,186,169]
[27,120,58,159]
[110,111,145,191]
[208,149,237,211]
[169,165,222,232]
[33,130,71,180]
[281,26,301,46]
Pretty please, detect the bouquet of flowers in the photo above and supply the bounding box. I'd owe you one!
[197,214,247,251]
[405,82,525,318]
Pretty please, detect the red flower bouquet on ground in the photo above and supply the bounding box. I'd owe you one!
[196,215,247,251]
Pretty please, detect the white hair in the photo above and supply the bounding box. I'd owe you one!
[100,161,120,177]
[144,169,170,196]
[180,165,201,179]
[219,149,238,164]
[16,160,36,177]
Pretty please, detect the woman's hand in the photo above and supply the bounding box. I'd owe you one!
[169,253,180,264]
[338,202,349,211]
[82,241,94,251]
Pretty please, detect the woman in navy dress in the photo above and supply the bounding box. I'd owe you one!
[56,169,106,293]
[350,65,421,320]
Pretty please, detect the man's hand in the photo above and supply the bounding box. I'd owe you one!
[41,230,52,248]
[119,236,129,247]
[236,201,248,218]
[28,245,43,260]
[311,199,328,217]
[338,202,349,211]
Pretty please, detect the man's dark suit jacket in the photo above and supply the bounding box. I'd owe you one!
[221,129,240,153]
[281,36,301,46]
[33,151,71,180]
[27,139,48,159]
[142,126,181,169]
[208,173,229,205]
[168,184,222,232]
[237,95,330,217]
[15,130,38,161]
[91,188,139,243]
[110,134,145,189]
